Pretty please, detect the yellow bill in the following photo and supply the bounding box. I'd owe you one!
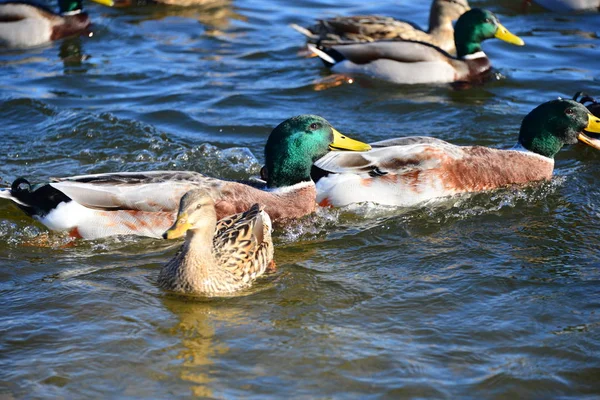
[90,0,114,6]
[163,214,191,240]
[577,113,600,150]
[329,128,372,151]
[494,23,525,46]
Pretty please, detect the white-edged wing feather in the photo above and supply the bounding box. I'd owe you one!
[50,171,223,212]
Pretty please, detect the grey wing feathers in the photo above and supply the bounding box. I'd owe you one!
[371,136,453,148]
[332,41,450,64]
[51,170,207,185]
[48,171,220,212]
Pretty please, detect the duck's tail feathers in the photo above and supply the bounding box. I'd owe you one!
[306,43,343,68]
[0,179,31,207]
[1,178,72,217]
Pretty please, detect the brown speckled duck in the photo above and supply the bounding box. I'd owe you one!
[158,190,274,296]
[292,0,470,55]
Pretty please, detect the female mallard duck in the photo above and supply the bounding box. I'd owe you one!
[158,190,273,296]
[292,0,470,55]
[0,115,370,240]
[0,0,113,49]
[308,8,524,85]
[312,99,600,208]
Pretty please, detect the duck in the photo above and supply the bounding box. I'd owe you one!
[292,0,470,55]
[311,99,600,208]
[158,189,274,296]
[0,115,371,240]
[0,0,114,49]
[307,8,524,85]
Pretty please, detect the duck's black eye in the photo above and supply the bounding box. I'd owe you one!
[565,108,575,115]
[308,122,321,131]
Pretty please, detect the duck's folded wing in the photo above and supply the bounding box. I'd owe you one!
[49,171,220,212]
[332,41,450,64]
[370,136,453,148]
[214,204,271,281]
[319,16,423,37]
[314,143,463,176]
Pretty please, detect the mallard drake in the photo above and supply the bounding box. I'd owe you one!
[292,0,470,55]
[0,0,113,49]
[308,8,524,85]
[0,115,370,240]
[158,190,273,296]
[312,99,600,208]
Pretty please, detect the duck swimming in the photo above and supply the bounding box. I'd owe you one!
[0,0,113,49]
[0,115,370,240]
[292,0,470,55]
[312,99,600,208]
[308,8,524,85]
[158,190,274,296]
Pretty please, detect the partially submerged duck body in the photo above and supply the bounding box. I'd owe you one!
[309,9,524,85]
[574,91,600,117]
[293,0,470,55]
[0,0,113,49]
[0,115,370,239]
[313,100,600,207]
[159,190,274,296]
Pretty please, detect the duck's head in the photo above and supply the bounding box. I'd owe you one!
[264,115,371,188]
[454,8,524,58]
[518,99,600,158]
[163,189,216,240]
[430,0,470,25]
[58,0,113,14]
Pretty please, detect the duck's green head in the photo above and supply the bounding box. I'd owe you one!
[264,115,371,188]
[58,0,113,14]
[454,8,524,58]
[519,99,600,158]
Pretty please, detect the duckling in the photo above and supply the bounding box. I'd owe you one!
[0,0,113,49]
[158,189,274,296]
[292,0,470,55]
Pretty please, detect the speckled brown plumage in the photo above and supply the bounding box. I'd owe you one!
[159,201,274,296]
[293,0,470,55]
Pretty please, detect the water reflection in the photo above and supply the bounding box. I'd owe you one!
[117,0,246,31]
[59,37,92,69]
[162,296,235,397]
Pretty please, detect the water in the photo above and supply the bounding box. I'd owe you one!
[1,0,599,397]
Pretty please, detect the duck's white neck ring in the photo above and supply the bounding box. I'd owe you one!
[463,51,487,60]
[62,9,83,16]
